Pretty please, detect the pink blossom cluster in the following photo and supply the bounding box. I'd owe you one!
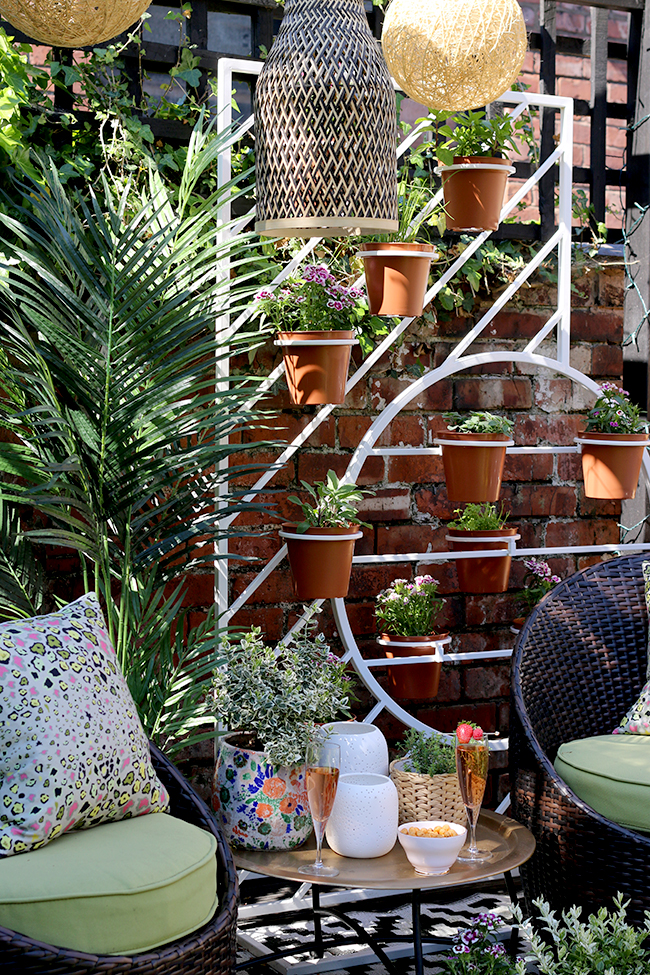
[523,558,561,585]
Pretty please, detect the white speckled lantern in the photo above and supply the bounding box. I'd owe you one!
[321,722,389,777]
[325,773,398,858]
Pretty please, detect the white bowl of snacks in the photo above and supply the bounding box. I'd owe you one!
[397,820,467,875]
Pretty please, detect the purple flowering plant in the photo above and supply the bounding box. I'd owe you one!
[521,558,561,610]
[375,575,445,637]
[438,913,527,975]
[255,264,379,336]
[584,382,645,435]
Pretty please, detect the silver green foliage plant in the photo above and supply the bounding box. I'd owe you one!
[288,469,373,532]
[212,609,354,767]
[400,728,455,776]
[444,411,514,436]
[515,894,650,975]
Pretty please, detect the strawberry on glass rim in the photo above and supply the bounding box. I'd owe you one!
[456,721,484,744]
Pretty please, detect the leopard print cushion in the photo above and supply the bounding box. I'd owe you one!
[0,593,169,857]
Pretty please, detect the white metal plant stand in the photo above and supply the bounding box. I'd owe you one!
[216,62,650,972]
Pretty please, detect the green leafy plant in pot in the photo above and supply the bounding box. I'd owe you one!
[576,382,649,500]
[212,609,354,850]
[256,264,384,405]
[375,575,448,701]
[389,729,465,826]
[359,171,441,318]
[447,504,518,594]
[436,411,515,503]
[428,109,524,232]
[281,470,372,600]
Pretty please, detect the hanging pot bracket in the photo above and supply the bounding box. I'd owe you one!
[434,163,516,176]
[376,635,452,663]
[575,437,650,448]
[274,337,359,347]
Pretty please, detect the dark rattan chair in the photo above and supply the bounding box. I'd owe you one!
[0,742,238,975]
[510,551,650,926]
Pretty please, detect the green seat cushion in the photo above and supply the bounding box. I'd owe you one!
[554,735,650,832]
[0,812,218,955]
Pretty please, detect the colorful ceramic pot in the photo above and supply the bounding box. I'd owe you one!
[212,732,312,851]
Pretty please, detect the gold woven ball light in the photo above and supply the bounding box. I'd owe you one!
[0,0,152,47]
[381,0,527,111]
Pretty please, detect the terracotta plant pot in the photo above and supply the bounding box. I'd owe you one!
[212,732,312,851]
[378,633,449,700]
[434,431,513,502]
[280,523,362,599]
[359,241,438,317]
[276,330,356,405]
[447,527,519,594]
[436,156,514,232]
[576,432,650,499]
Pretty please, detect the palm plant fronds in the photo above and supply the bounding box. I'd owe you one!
[0,116,276,752]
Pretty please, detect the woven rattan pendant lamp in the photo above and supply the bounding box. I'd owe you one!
[253,0,398,239]
[381,0,527,111]
[0,0,152,47]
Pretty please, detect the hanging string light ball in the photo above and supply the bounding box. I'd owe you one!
[254,0,398,239]
[381,0,527,111]
[0,0,152,47]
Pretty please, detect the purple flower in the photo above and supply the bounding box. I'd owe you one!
[256,289,273,300]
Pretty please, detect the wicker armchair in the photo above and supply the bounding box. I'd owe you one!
[510,552,650,927]
[0,743,238,975]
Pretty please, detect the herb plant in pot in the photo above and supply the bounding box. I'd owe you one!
[389,729,465,826]
[447,504,519,594]
[432,109,522,232]
[435,411,515,502]
[212,614,353,851]
[576,383,650,499]
[375,575,449,700]
[256,264,376,405]
[359,173,440,318]
[281,470,372,599]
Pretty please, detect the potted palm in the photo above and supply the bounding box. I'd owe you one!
[432,109,522,232]
[212,611,354,851]
[281,470,372,599]
[576,383,650,499]
[359,173,440,318]
[389,729,465,826]
[375,575,449,700]
[447,503,519,594]
[435,411,515,502]
[256,265,374,405]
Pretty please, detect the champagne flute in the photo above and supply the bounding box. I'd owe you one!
[455,732,491,862]
[298,739,340,877]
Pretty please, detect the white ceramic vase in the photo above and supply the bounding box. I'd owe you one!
[321,722,389,776]
[325,772,398,858]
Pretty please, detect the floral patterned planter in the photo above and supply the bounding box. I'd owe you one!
[212,732,313,851]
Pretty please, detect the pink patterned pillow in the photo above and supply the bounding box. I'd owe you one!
[0,593,169,857]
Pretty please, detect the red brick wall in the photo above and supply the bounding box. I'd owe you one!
[189,258,628,807]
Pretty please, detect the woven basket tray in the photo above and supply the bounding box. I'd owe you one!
[390,760,466,826]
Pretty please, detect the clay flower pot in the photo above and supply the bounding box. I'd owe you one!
[436,156,514,232]
[377,633,450,700]
[280,523,362,599]
[359,241,438,317]
[275,330,357,405]
[576,432,650,499]
[212,732,312,851]
[447,527,519,594]
[434,431,514,502]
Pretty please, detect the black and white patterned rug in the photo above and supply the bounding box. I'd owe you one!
[237,875,521,974]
